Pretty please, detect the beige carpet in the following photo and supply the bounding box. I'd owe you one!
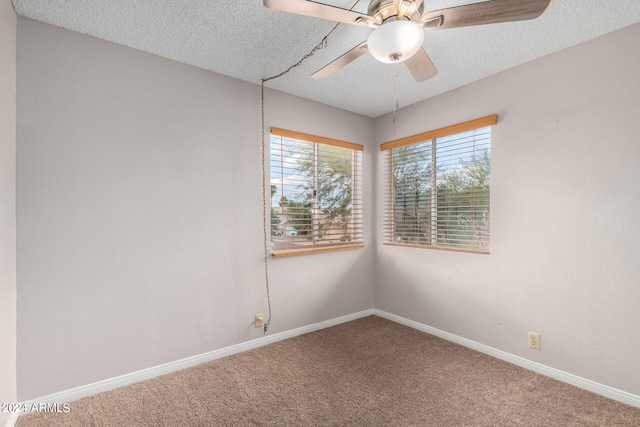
[16,316,640,426]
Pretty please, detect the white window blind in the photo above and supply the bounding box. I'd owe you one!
[381,115,496,254]
[270,128,363,256]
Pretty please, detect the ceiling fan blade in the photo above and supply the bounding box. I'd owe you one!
[312,42,369,78]
[422,0,551,29]
[405,47,438,82]
[264,0,372,26]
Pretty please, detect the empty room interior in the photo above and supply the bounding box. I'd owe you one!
[2,0,640,425]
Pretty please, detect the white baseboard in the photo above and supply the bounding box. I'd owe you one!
[8,306,638,427]
[373,309,640,409]
[10,308,375,422]
[5,413,19,427]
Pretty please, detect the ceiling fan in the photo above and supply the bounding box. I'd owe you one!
[263,0,551,81]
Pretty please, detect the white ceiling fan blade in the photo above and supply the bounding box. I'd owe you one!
[405,47,438,82]
[421,0,551,29]
[312,42,369,78]
[264,0,372,25]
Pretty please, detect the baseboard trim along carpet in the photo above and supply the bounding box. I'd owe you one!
[12,309,375,420]
[10,307,639,426]
[373,309,640,409]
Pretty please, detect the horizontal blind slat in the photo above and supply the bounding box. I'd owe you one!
[272,127,364,151]
[380,115,497,151]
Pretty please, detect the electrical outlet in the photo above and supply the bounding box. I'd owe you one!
[528,332,540,350]
[255,314,264,328]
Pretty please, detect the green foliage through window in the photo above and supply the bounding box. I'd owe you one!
[384,126,491,253]
[270,130,363,255]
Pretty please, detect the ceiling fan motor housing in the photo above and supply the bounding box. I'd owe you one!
[368,0,425,24]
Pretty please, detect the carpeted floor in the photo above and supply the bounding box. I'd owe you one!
[16,316,640,426]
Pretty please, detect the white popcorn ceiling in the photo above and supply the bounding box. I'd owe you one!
[12,0,640,118]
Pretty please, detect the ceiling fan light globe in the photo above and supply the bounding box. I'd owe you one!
[367,20,425,64]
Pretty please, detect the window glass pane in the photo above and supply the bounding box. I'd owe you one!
[383,125,491,253]
[391,142,432,245]
[270,132,363,255]
[436,128,491,251]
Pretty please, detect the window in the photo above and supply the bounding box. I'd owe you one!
[270,128,363,256]
[381,115,496,254]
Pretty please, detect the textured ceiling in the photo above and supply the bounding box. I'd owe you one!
[12,0,640,117]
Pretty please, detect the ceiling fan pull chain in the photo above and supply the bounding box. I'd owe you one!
[393,68,400,124]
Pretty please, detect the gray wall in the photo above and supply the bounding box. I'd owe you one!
[0,0,17,425]
[374,23,640,396]
[16,18,375,400]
